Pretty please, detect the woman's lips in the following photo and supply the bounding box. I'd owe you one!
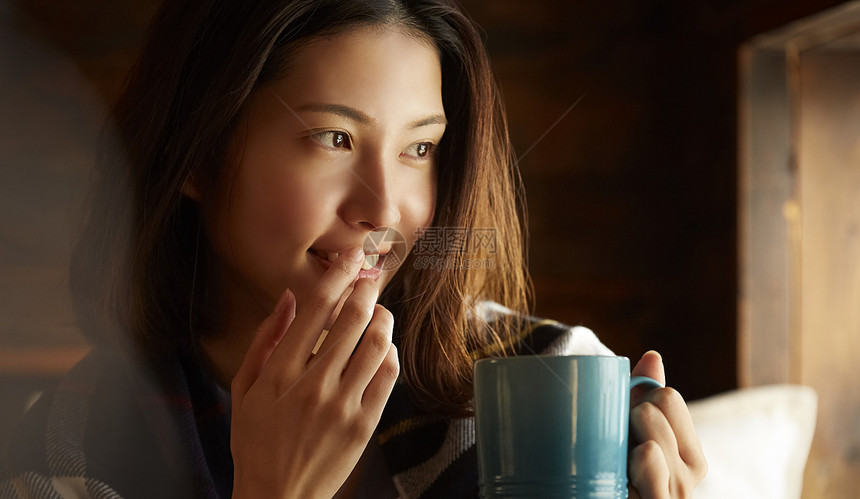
[308,249,387,280]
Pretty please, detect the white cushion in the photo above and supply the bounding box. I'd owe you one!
[688,385,817,499]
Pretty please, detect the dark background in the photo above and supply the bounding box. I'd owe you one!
[1,0,849,405]
[461,0,847,401]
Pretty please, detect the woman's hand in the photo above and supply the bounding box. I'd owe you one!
[229,248,399,499]
[628,351,708,499]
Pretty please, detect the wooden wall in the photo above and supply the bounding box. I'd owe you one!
[740,7,860,494]
[796,47,860,498]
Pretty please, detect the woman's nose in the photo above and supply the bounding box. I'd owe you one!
[339,153,401,230]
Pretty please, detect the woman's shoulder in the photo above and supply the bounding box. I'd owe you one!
[0,348,132,495]
[473,301,615,358]
[0,348,202,498]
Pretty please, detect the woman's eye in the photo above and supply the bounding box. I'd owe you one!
[311,131,351,150]
[404,142,434,159]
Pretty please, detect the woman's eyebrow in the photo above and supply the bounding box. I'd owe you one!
[295,102,446,130]
[296,103,374,124]
[408,114,447,129]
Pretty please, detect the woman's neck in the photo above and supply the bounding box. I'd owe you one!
[198,285,272,390]
[198,329,253,390]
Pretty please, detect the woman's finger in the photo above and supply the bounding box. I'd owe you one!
[628,440,671,499]
[265,248,366,376]
[312,278,380,369]
[341,305,394,394]
[630,391,679,454]
[361,343,399,410]
[634,387,707,474]
[231,288,296,405]
[630,351,666,405]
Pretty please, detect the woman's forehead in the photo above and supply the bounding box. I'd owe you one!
[258,25,445,126]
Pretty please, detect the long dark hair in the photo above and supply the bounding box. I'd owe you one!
[71,0,531,417]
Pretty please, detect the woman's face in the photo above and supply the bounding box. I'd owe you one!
[202,25,445,319]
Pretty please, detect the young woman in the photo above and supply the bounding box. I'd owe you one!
[1,1,706,498]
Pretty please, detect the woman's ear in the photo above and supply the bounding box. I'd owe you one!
[181,173,203,202]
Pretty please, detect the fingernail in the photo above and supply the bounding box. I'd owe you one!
[644,350,662,361]
[275,289,293,313]
[345,247,365,262]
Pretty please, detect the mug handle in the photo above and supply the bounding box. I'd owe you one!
[629,376,663,390]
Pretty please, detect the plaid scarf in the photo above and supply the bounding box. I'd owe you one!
[1,319,609,498]
[0,347,230,499]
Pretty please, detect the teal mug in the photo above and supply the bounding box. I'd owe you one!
[474,355,663,498]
